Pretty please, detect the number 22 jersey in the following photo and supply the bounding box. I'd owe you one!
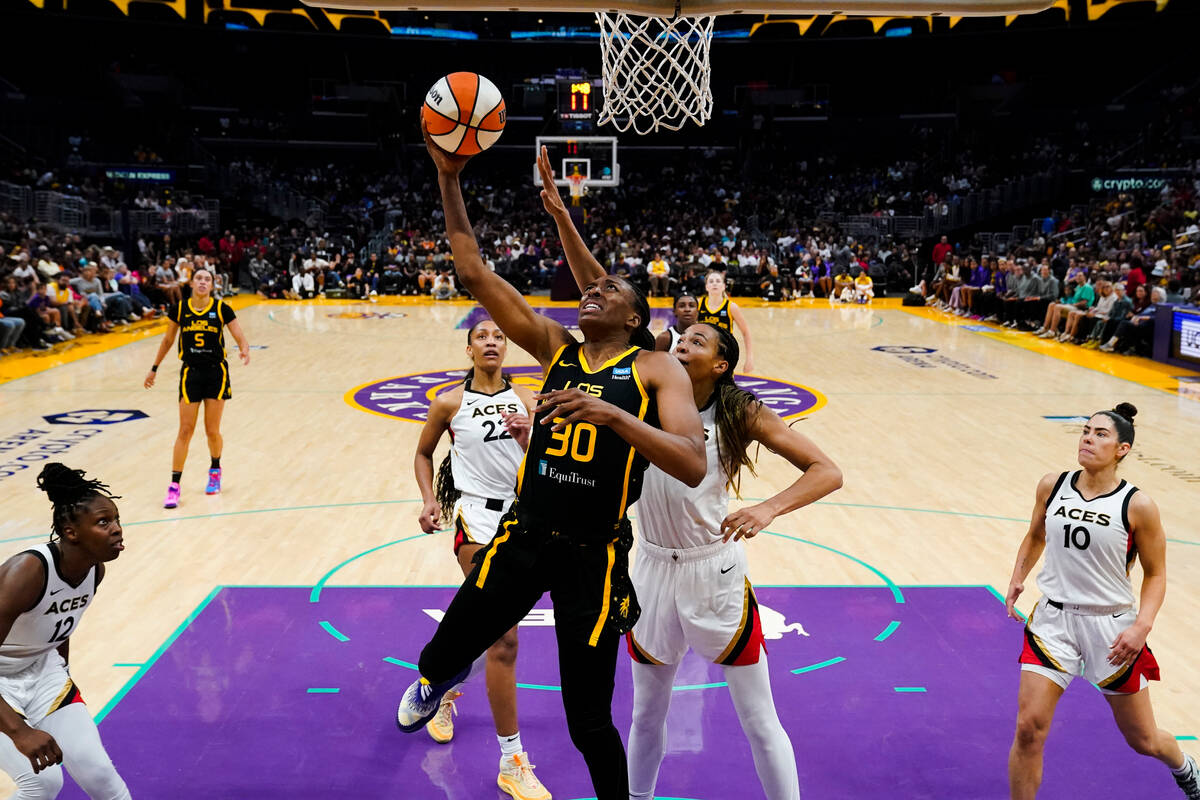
[517,342,658,533]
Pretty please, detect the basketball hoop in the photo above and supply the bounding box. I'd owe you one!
[596,3,714,135]
[567,173,587,204]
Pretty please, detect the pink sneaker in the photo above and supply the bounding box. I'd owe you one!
[164,482,181,509]
[205,468,222,495]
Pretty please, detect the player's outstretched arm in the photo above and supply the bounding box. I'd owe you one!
[424,121,570,369]
[1005,472,1056,620]
[719,406,843,542]
[0,555,64,773]
[537,146,605,291]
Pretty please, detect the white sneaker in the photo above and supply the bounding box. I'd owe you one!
[497,752,551,800]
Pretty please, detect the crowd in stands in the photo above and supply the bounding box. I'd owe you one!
[918,181,1200,356]
[3,146,1198,364]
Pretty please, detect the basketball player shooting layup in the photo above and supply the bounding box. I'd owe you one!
[539,145,843,800]
[395,120,705,800]
[1005,404,1199,800]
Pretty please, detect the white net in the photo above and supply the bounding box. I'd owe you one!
[595,9,714,135]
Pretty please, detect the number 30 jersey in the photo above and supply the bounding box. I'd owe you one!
[518,342,658,534]
[449,383,526,500]
[1037,470,1139,609]
[0,543,96,675]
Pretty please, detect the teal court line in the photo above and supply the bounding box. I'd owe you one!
[894,687,927,693]
[319,621,349,642]
[111,663,143,668]
[791,657,846,675]
[874,620,901,642]
[761,530,905,604]
[306,688,340,694]
[516,683,562,692]
[673,682,729,691]
[383,657,418,670]
[309,533,427,603]
[94,585,223,725]
[1177,736,1198,741]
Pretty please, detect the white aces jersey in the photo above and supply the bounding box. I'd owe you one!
[1037,471,1140,609]
[449,383,526,500]
[667,326,684,353]
[636,401,729,549]
[0,543,96,675]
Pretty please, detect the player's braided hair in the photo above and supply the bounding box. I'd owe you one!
[706,324,762,498]
[36,463,120,542]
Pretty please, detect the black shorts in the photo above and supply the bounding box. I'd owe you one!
[473,504,640,647]
[179,362,231,403]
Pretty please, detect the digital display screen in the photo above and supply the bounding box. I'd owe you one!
[558,80,595,122]
[1170,308,1200,366]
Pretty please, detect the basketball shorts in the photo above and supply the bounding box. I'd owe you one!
[626,537,765,667]
[1019,596,1160,694]
[472,503,640,647]
[179,362,231,402]
[0,651,84,726]
[452,493,514,556]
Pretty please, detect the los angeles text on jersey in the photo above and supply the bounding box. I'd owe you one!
[181,319,220,337]
[1051,506,1112,526]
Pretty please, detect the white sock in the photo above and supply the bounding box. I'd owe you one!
[499,732,523,759]
[1172,755,1194,776]
[628,660,680,800]
[724,652,801,800]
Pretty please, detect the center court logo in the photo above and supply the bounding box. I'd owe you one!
[346,367,826,423]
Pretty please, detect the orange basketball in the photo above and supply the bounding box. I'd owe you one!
[422,72,506,156]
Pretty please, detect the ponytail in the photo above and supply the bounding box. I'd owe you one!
[706,325,761,497]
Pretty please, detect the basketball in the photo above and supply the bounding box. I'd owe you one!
[422,72,506,156]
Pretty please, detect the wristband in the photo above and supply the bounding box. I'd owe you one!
[150,365,158,372]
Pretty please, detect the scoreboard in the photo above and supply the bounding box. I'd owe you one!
[557,77,597,131]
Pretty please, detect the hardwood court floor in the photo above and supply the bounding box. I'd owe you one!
[0,296,1197,797]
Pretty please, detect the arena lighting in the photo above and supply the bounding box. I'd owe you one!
[884,25,913,35]
[389,26,477,39]
[308,0,1055,14]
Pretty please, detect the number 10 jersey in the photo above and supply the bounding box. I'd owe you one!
[1038,470,1139,609]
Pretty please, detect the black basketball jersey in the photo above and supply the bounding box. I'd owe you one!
[697,296,731,332]
[517,342,658,533]
[170,297,235,366]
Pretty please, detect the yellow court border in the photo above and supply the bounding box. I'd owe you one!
[897,304,1200,394]
[0,294,262,385]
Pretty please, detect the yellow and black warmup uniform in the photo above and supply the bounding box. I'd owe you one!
[169,298,235,402]
[418,341,658,798]
[697,295,731,332]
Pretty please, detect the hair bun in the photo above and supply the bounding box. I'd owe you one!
[36,463,87,504]
[1113,402,1138,422]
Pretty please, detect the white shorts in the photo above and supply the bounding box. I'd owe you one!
[626,537,765,666]
[451,493,514,555]
[0,651,83,726]
[1019,596,1160,695]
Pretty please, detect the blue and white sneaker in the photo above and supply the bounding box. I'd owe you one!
[396,667,470,733]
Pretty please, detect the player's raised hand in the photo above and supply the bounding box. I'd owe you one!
[13,727,62,773]
[421,118,472,176]
[538,146,568,220]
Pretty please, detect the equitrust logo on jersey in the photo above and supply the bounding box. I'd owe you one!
[346,366,826,423]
